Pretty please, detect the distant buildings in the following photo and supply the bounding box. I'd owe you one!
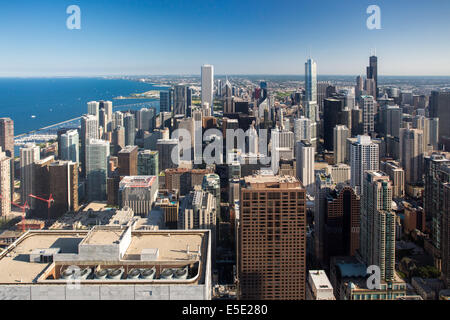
[137,150,159,176]
[0,118,14,158]
[429,91,450,148]
[60,129,79,163]
[159,90,172,113]
[305,58,317,103]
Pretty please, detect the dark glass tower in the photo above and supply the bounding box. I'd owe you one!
[366,55,378,98]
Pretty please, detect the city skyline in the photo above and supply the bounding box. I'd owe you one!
[1,0,450,77]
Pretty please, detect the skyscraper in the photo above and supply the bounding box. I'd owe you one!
[20,143,40,206]
[87,101,100,121]
[361,95,375,135]
[429,91,450,147]
[136,107,156,132]
[360,171,395,282]
[366,55,378,98]
[399,127,424,185]
[238,175,306,299]
[296,141,315,195]
[333,125,349,164]
[0,148,11,216]
[123,113,136,146]
[48,160,79,217]
[350,135,379,195]
[157,139,179,171]
[60,129,79,163]
[86,139,110,201]
[323,98,345,151]
[173,84,190,116]
[118,145,138,177]
[0,118,14,159]
[305,58,317,103]
[160,90,172,113]
[80,114,99,176]
[201,65,214,114]
[137,150,159,176]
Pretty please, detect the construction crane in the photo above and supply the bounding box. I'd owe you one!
[29,194,54,221]
[0,194,29,233]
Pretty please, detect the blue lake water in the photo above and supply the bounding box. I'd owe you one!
[0,78,167,135]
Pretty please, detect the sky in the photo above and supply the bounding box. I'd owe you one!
[0,0,449,76]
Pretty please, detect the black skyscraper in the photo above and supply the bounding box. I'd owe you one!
[366,55,378,98]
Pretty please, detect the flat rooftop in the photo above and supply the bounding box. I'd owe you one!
[0,229,209,284]
[309,270,333,289]
[244,175,302,188]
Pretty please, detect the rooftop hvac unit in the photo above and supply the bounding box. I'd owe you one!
[94,269,108,280]
[107,267,124,280]
[140,267,156,280]
[174,266,189,280]
[127,268,141,279]
[160,268,173,280]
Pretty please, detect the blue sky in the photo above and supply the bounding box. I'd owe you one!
[0,0,449,76]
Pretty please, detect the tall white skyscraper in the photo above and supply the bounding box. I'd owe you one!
[81,114,99,176]
[305,58,317,103]
[60,129,79,163]
[333,125,349,164]
[20,143,40,206]
[296,140,315,195]
[294,116,312,144]
[86,139,110,201]
[87,101,100,121]
[201,65,214,114]
[350,135,379,195]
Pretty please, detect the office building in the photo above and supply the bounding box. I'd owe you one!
[173,84,191,116]
[137,150,159,176]
[81,114,99,176]
[157,139,179,171]
[361,95,375,135]
[315,173,335,265]
[334,125,349,164]
[20,143,40,206]
[399,127,423,185]
[366,55,378,98]
[119,176,158,217]
[136,108,156,132]
[118,145,138,177]
[86,139,110,201]
[238,175,306,300]
[443,183,450,287]
[160,90,172,113]
[326,164,351,185]
[48,160,79,217]
[323,98,345,151]
[124,113,136,146]
[306,270,335,300]
[429,91,450,146]
[293,116,312,144]
[201,65,214,114]
[0,226,212,300]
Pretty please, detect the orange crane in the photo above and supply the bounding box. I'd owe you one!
[0,194,29,233]
[29,194,54,221]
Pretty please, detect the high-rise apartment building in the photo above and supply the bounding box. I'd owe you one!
[81,114,99,176]
[296,141,315,195]
[399,127,424,185]
[361,95,375,135]
[48,160,79,217]
[238,175,306,300]
[350,135,379,195]
[305,58,317,103]
[87,101,100,121]
[60,129,79,163]
[360,171,395,282]
[0,118,14,158]
[380,160,405,198]
[123,113,136,146]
